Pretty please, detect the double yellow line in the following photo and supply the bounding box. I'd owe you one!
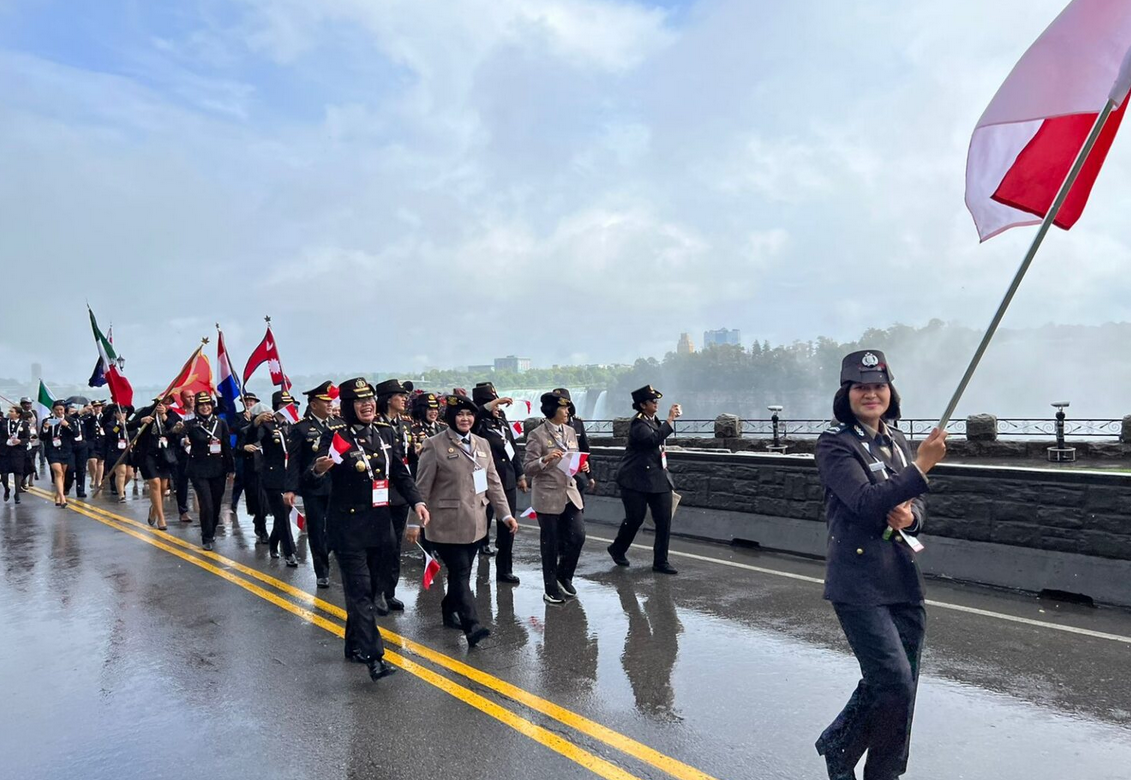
[27,488,717,780]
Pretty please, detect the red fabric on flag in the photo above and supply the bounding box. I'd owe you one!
[105,365,134,408]
[329,432,352,464]
[164,349,214,400]
[290,506,306,532]
[328,384,340,400]
[991,99,1128,229]
[520,507,537,519]
[243,326,288,389]
[280,403,301,424]
[422,551,441,590]
[510,420,524,438]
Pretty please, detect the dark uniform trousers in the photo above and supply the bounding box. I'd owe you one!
[612,488,673,566]
[382,502,411,598]
[191,476,226,543]
[339,535,394,661]
[485,485,518,576]
[822,603,925,779]
[267,490,296,558]
[537,502,585,593]
[433,541,482,633]
[175,455,191,515]
[247,469,268,538]
[66,444,89,496]
[302,492,331,579]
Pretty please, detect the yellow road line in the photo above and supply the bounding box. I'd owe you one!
[52,491,720,780]
[32,491,646,780]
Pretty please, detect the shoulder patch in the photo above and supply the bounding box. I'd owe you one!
[823,423,848,435]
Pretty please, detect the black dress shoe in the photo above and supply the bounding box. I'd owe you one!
[386,597,404,612]
[367,657,397,681]
[269,550,280,559]
[3,486,10,501]
[557,579,577,598]
[256,532,269,544]
[652,562,679,575]
[202,541,214,552]
[374,594,389,616]
[466,626,491,647]
[543,592,565,605]
[607,545,629,566]
[344,648,366,663]
[497,573,520,584]
[13,494,20,504]
[284,554,298,567]
[479,544,497,557]
[442,613,463,630]
[316,577,330,589]
[815,735,856,780]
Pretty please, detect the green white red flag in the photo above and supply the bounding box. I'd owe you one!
[88,307,134,406]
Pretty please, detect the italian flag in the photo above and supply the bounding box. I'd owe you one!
[89,307,134,406]
[35,380,55,424]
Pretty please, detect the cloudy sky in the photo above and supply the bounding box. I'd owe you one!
[2,0,1129,386]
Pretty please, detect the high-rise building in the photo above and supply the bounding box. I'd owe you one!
[703,328,741,348]
[494,356,532,373]
[676,333,695,355]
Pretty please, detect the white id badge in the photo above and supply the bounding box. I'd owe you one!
[209,439,222,454]
[74,434,83,442]
[52,437,62,447]
[503,440,516,460]
[7,437,19,447]
[117,440,128,450]
[472,467,488,494]
[372,479,390,507]
[158,437,168,448]
[661,450,668,469]
[899,529,925,552]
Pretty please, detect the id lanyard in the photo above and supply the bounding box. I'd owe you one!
[276,421,289,465]
[7,419,19,446]
[856,425,908,480]
[202,417,221,454]
[454,434,489,493]
[545,423,570,452]
[348,425,390,507]
[155,414,167,448]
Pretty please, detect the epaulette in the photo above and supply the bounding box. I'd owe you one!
[327,421,345,430]
[375,420,391,428]
[635,413,645,420]
[823,423,848,435]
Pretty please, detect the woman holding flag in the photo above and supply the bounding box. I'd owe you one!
[523,390,587,605]
[134,397,179,530]
[813,351,947,780]
[310,378,427,682]
[41,399,76,507]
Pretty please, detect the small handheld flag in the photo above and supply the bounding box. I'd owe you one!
[329,432,352,464]
[290,505,306,532]
[279,403,301,425]
[510,420,524,438]
[417,543,441,590]
[556,451,589,477]
[520,507,537,519]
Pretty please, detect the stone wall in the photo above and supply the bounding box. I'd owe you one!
[583,448,1131,562]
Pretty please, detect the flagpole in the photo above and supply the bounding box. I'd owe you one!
[937,97,1118,430]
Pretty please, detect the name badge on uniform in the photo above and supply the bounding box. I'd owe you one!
[52,437,62,447]
[661,450,668,470]
[74,434,83,442]
[899,529,925,553]
[503,440,516,460]
[209,439,222,454]
[7,437,19,447]
[118,439,128,450]
[868,461,885,473]
[372,479,390,507]
[472,467,488,494]
[158,436,168,448]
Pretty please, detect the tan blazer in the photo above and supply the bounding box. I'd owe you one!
[416,428,512,544]
[523,420,584,515]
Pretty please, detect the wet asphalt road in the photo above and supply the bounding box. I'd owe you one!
[1,483,1130,780]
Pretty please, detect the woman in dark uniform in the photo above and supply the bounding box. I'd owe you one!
[177,393,234,551]
[102,403,134,502]
[41,399,76,506]
[607,385,682,574]
[134,397,178,530]
[813,350,947,780]
[2,405,31,503]
[257,391,298,566]
[85,400,106,495]
[310,377,427,682]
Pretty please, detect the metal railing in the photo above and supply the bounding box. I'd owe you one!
[579,417,1126,441]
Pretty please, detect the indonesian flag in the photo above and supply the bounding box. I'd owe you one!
[279,403,301,424]
[88,307,134,407]
[418,544,441,590]
[966,0,1131,241]
[329,431,352,464]
[520,507,537,519]
[556,451,589,477]
[510,420,524,438]
[290,505,306,532]
[243,323,290,390]
[521,400,532,414]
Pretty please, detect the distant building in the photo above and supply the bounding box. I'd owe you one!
[703,328,741,348]
[494,356,532,373]
[467,364,495,374]
[677,333,695,355]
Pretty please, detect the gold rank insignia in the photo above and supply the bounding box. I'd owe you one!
[355,460,367,472]
[448,447,454,453]
[355,379,366,389]
[558,398,570,407]
[447,396,459,406]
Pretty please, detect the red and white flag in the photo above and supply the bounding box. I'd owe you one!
[279,403,301,424]
[520,507,537,519]
[521,400,532,414]
[290,505,306,532]
[510,420,524,438]
[329,432,352,464]
[418,544,441,590]
[556,451,589,477]
[966,0,1131,241]
[243,322,290,390]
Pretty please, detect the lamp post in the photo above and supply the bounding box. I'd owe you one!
[767,405,787,453]
[1048,401,1076,463]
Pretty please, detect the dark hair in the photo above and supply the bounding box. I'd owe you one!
[376,396,391,415]
[832,382,902,425]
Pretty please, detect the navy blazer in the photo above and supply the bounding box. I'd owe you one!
[814,423,928,606]
[616,414,675,494]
